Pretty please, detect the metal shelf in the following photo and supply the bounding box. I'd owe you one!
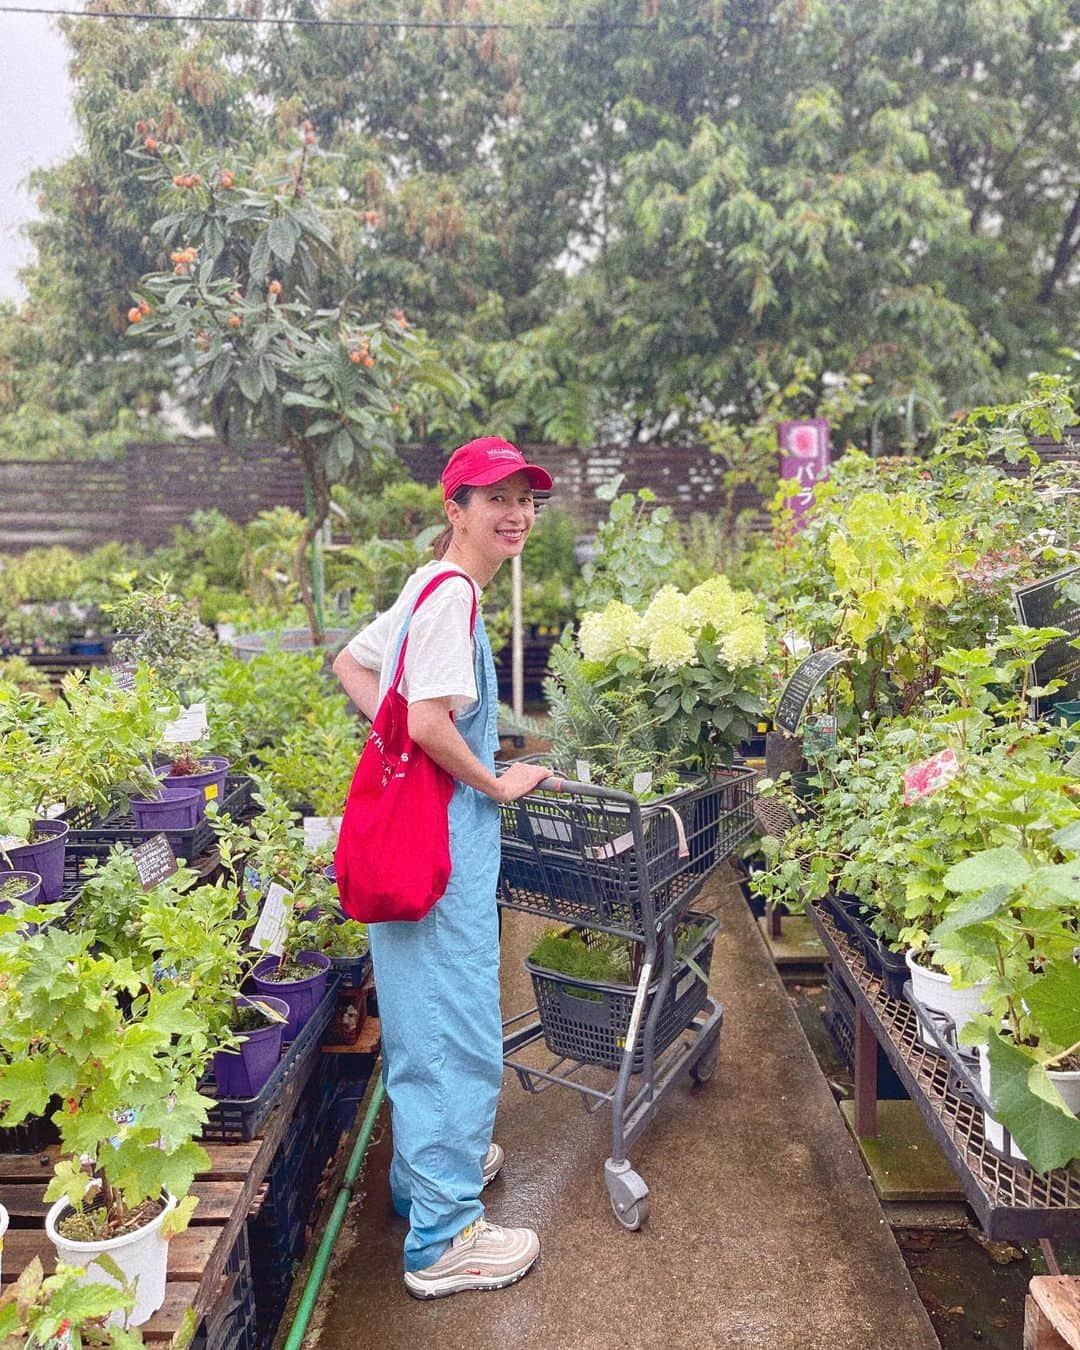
[809,903,1080,1240]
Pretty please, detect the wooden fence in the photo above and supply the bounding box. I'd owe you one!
[1,430,1078,554]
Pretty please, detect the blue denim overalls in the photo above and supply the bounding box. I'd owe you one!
[367,603,503,1273]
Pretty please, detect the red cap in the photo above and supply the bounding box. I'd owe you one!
[441,437,553,501]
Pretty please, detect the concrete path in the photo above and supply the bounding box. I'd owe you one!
[307,869,939,1350]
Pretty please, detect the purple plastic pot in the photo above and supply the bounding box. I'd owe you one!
[0,870,43,912]
[212,994,290,1099]
[131,788,203,832]
[322,862,336,885]
[250,950,331,1042]
[1,820,69,901]
[157,757,230,822]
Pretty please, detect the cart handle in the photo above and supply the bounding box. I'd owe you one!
[495,757,641,805]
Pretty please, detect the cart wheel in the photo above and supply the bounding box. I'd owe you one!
[691,1042,720,1084]
[610,1190,649,1231]
[605,1160,649,1231]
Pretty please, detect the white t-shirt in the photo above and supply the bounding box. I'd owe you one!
[347,560,481,712]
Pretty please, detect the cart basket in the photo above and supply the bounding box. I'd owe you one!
[525,911,718,1072]
[499,766,754,934]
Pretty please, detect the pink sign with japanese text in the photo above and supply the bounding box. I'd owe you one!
[779,419,831,527]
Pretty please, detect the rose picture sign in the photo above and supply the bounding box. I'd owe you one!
[779,419,831,528]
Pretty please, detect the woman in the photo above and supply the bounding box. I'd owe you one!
[332,437,553,1299]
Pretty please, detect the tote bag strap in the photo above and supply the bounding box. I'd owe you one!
[387,571,479,694]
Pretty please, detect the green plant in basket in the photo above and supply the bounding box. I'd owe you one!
[0,1256,143,1350]
[0,925,211,1243]
[547,575,769,792]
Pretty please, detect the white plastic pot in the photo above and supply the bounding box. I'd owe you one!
[45,1188,177,1326]
[905,949,990,1049]
[977,1046,1080,1165]
[0,1202,8,1284]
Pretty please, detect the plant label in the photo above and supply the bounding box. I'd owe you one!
[132,833,178,890]
[303,816,342,851]
[633,771,653,797]
[109,662,138,692]
[774,646,848,734]
[575,760,592,784]
[162,701,209,744]
[1013,567,1080,714]
[250,881,290,957]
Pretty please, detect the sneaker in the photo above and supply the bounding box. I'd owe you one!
[403,1218,540,1300]
[482,1141,504,1188]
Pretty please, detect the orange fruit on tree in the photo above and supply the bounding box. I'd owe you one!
[144,137,158,153]
[269,280,283,295]
[127,307,142,323]
[227,314,242,329]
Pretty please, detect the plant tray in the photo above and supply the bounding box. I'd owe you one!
[525,912,717,1071]
[499,766,755,937]
[64,776,258,863]
[811,902,1080,1240]
[199,974,340,1142]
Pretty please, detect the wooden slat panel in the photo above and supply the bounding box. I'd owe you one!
[0,1226,222,1285]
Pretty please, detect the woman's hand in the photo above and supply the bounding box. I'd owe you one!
[493,761,555,803]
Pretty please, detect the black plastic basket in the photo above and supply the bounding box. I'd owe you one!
[525,912,718,1071]
[65,776,258,864]
[500,767,755,936]
[200,974,339,1142]
[192,1225,257,1350]
[326,949,371,991]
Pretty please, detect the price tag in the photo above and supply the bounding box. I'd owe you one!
[205,783,219,801]
[162,702,209,745]
[303,816,342,852]
[632,771,653,797]
[250,881,291,957]
[132,833,178,891]
[574,760,592,785]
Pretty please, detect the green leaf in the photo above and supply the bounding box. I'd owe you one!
[986,1033,1080,1173]
[943,847,1031,894]
[1028,861,1080,903]
[1025,961,1080,1050]
[236,363,262,402]
[930,884,1011,939]
[1052,820,1080,851]
[268,215,300,267]
[0,1056,50,1125]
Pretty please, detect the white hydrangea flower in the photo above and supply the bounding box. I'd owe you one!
[640,585,693,642]
[577,601,644,662]
[648,622,698,671]
[718,615,768,669]
[688,575,753,632]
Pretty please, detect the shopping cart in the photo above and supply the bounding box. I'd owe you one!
[498,763,756,1229]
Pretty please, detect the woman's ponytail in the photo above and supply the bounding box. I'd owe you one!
[432,485,473,558]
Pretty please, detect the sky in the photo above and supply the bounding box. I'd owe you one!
[0,13,78,302]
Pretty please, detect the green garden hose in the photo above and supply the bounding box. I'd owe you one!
[281,1071,386,1350]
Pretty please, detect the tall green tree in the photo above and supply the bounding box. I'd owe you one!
[1,0,1076,460]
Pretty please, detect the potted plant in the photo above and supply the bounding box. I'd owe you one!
[213,792,332,1040]
[927,839,1080,1171]
[0,926,212,1325]
[0,869,42,910]
[155,743,231,822]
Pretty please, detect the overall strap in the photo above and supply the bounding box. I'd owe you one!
[388,571,479,693]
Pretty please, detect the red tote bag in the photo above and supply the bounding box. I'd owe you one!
[335,572,478,924]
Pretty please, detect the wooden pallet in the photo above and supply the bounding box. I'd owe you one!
[1026,1277,1080,1349]
[0,1034,324,1344]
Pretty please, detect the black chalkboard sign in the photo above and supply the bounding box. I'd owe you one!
[109,663,137,693]
[132,833,177,890]
[774,647,848,734]
[1013,567,1080,713]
